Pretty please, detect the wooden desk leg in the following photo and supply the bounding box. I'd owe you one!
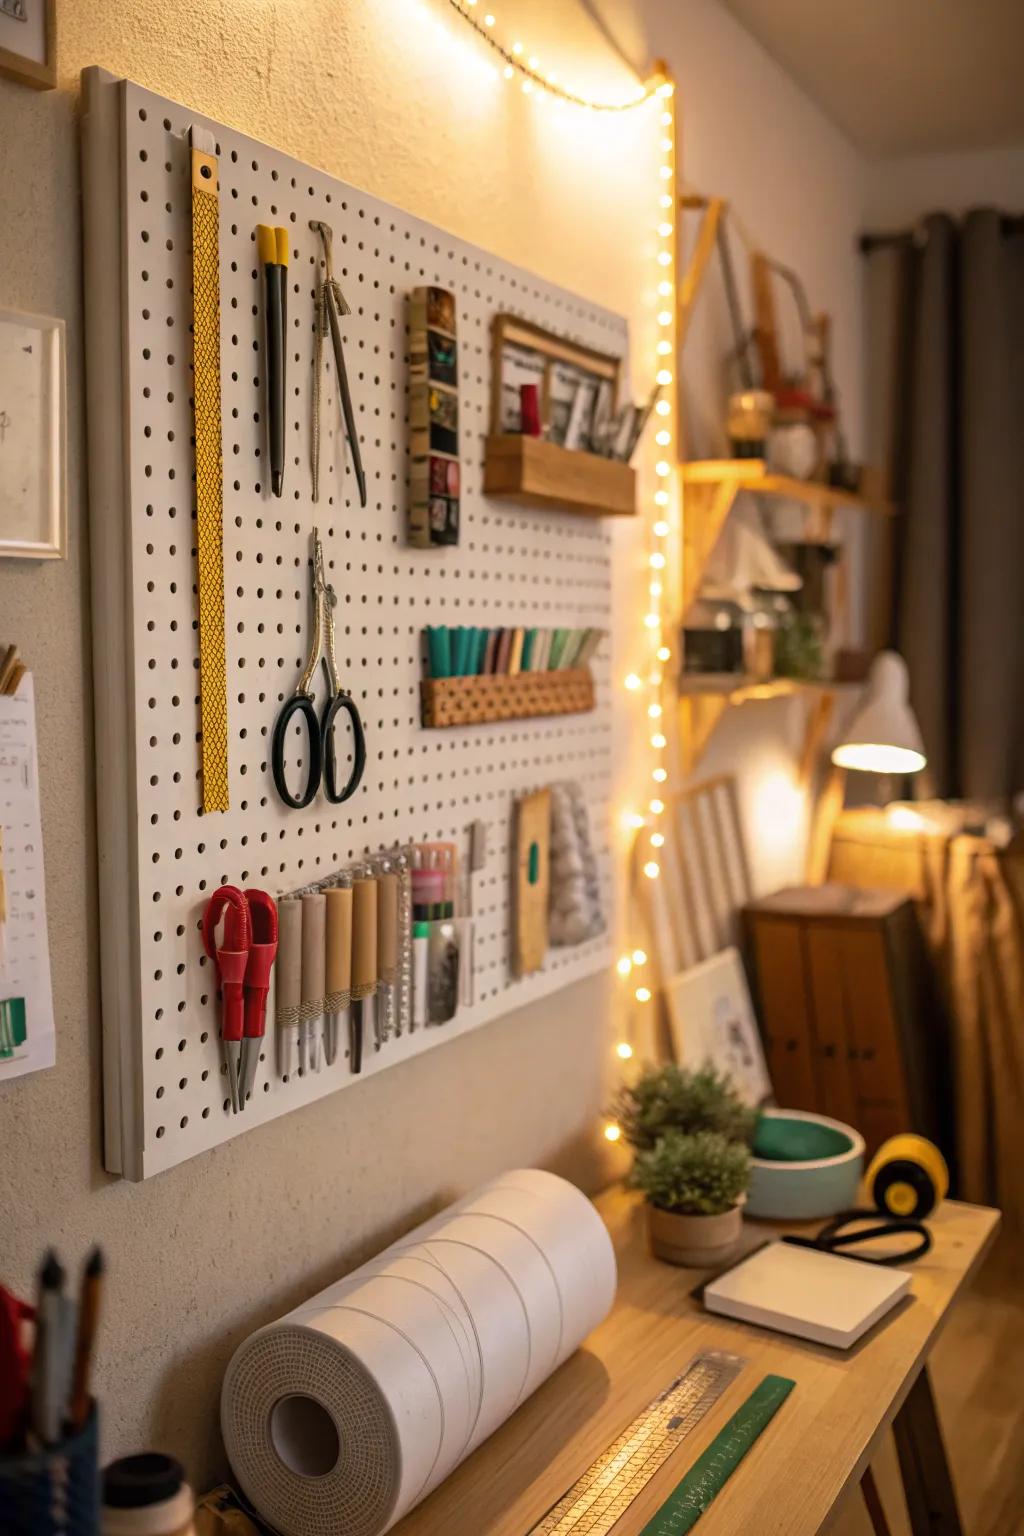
[861,1467,893,1536]
[893,1367,965,1536]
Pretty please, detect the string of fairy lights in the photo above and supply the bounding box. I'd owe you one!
[445,0,671,108]
[443,0,678,1145]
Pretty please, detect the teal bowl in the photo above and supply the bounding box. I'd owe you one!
[746,1109,864,1220]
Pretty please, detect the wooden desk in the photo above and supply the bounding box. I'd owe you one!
[393,1187,999,1536]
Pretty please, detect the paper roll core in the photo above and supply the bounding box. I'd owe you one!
[270,1394,340,1479]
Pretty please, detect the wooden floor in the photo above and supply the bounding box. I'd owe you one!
[832,1230,1024,1536]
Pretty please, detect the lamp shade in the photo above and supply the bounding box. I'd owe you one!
[831,651,926,774]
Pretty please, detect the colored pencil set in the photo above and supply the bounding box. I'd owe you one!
[424,625,605,680]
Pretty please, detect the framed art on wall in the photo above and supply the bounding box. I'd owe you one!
[0,0,55,90]
[0,309,67,559]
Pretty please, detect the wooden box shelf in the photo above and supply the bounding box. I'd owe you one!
[483,435,636,519]
[421,667,595,728]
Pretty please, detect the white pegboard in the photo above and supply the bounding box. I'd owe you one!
[82,70,620,1180]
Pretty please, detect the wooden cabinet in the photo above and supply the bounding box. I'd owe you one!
[744,885,952,1157]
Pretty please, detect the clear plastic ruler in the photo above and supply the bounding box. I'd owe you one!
[530,1350,747,1535]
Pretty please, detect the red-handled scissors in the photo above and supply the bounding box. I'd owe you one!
[202,887,278,1112]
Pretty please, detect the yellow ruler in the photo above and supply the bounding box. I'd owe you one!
[190,125,229,813]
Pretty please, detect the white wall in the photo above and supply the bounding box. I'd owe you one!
[867,141,1024,226]
[0,0,868,1485]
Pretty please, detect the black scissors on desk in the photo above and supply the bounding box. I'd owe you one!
[272,528,366,810]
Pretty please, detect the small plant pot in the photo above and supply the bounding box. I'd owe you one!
[647,1200,744,1268]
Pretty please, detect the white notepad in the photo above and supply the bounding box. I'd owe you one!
[704,1241,912,1349]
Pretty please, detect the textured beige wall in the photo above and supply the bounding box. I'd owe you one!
[0,0,866,1490]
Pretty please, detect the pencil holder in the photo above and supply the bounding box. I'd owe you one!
[421,668,595,728]
[0,1406,100,1536]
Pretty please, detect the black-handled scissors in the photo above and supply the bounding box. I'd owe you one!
[272,529,366,810]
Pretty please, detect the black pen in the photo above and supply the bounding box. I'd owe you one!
[257,224,288,497]
[30,1251,65,1447]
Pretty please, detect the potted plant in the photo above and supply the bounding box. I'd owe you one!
[631,1129,751,1267]
[613,1062,758,1153]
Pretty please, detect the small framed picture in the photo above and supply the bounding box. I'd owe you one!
[0,0,56,91]
[665,946,772,1106]
[0,309,67,559]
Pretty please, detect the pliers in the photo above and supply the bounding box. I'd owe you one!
[202,886,279,1111]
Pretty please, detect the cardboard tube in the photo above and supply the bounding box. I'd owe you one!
[351,878,378,1001]
[301,893,327,1010]
[325,886,353,999]
[276,899,302,1019]
[377,873,398,982]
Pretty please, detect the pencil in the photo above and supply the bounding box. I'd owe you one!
[69,1246,104,1431]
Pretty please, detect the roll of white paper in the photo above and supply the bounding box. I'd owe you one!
[222,1170,615,1536]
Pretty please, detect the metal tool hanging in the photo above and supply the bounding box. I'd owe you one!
[309,220,367,507]
[271,528,366,810]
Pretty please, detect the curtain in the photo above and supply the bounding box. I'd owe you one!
[867,211,1024,803]
[829,808,1024,1230]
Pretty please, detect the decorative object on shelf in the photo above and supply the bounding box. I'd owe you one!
[409,285,460,547]
[745,1110,864,1221]
[727,388,773,459]
[549,782,604,947]
[513,788,551,976]
[767,419,820,480]
[773,606,825,681]
[681,598,745,678]
[0,310,66,559]
[632,1128,750,1266]
[831,650,926,775]
[0,0,55,90]
[664,948,771,1108]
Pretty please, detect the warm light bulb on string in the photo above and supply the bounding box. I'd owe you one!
[635,987,652,1003]
[616,1042,634,1061]
[632,949,648,965]
[616,955,632,977]
[604,1122,622,1143]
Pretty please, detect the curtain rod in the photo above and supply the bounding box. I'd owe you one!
[858,231,914,254]
[860,212,1024,254]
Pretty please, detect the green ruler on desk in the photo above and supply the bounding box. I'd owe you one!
[639,1373,795,1534]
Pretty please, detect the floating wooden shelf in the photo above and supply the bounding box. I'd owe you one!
[680,458,890,615]
[421,667,595,728]
[681,459,891,512]
[483,435,636,519]
[678,674,847,778]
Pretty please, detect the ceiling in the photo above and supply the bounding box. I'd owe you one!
[718,0,1024,157]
